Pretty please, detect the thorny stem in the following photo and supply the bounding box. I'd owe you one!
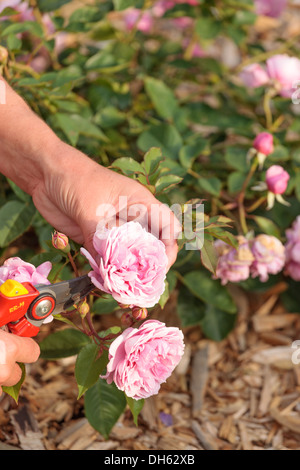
[67,252,79,277]
[263,88,275,130]
[237,160,258,235]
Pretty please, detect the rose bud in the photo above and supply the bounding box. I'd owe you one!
[52,231,70,252]
[266,165,290,195]
[253,132,274,156]
[77,300,89,318]
[132,306,148,321]
[0,46,8,64]
[121,312,134,328]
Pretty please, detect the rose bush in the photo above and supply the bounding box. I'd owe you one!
[1,0,300,438]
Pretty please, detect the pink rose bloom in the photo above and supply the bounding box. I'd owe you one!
[152,0,175,16]
[152,0,198,16]
[253,132,274,155]
[254,0,287,18]
[239,63,270,88]
[80,222,168,308]
[250,234,285,282]
[266,165,290,194]
[214,237,254,285]
[102,320,185,399]
[0,257,52,285]
[173,16,193,29]
[284,216,300,281]
[266,54,300,98]
[123,8,153,33]
[0,0,22,13]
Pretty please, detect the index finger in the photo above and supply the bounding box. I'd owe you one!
[7,334,40,364]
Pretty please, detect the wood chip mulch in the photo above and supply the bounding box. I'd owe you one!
[0,281,300,451]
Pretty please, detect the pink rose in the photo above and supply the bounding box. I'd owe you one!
[81,222,168,308]
[123,8,153,33]
[284,216,300,281]
[214,237,254,285]
[253,132,274,156]
[250,235,285,282]
[266,54,300,98]
[266,165,290,194]
[152,0,198,16]
[254,0,287,18]
[0,257,52,285]
[102,320,185,399]
[239,63,270,88]
[0,0,22,13]
[152,0,175,17]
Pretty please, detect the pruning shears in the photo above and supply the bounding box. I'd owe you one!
[0,275,94,337]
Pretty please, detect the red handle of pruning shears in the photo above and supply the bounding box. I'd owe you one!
[0,276,94,337]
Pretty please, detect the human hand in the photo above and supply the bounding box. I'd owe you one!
[32,142,180,270]
[0,330,40,395]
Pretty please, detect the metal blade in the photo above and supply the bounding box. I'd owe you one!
[35,275,95,315]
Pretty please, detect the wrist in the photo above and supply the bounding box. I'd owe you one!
[0,80,62,195]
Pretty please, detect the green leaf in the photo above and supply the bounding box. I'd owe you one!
[126,396,144,426]
[200,305,237,341]
[158,280,169,309]
[182,270,237,314]
[0,200,36,247]
[144,77,178,120]
[137,123,183,160]
[200,238,218,274]
[40,329,91,359]
[7,179,31,203]
[1,21,44,38]
[75,345,109,399]
[179,139,207,169]
[84,379,127,439]
[111,157,144,177]
[143,147,162,176]
[252,215,281,238]
[195,17,222,40]
[225,147,248,171]
[37,0,73,12]
[3,363,26,403]
[177,286,205,327]
[93,296,119,315]
[51,113,108,146]
[155,174,183,194]
[227,171,247,194]
[197,177,222,197]
[113,0,144,10]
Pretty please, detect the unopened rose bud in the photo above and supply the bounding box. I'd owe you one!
[266,165,290,195]
[52,231,70,253]
[121,312,134,327]
[132,306,148,321]
[0,46,8,64]
[253,132,274,156]
[78,301,89,318]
